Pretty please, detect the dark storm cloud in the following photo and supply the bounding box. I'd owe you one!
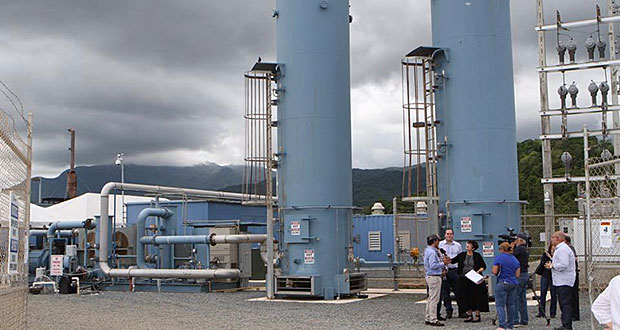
[0,0,610,174]
[0,0,277,175]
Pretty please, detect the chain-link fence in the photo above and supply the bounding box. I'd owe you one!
[521,214,581,262]
[0,108,32,330]
[583,143,620,330]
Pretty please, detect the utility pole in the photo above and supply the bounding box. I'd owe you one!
[66,128,77,199]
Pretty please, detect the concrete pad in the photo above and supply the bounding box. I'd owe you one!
[247,293,387,304]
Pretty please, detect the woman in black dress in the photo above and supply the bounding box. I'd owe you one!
[450,240,489,322]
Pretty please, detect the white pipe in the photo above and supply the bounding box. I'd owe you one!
[99,182,263,279]
[139,234,267,245]
[107,268,240,279]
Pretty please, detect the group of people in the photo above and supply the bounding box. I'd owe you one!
[422,229,579,330]
[534,234,580,327]
[423,229,492,327]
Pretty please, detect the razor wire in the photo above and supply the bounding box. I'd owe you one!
[0,107,32,330]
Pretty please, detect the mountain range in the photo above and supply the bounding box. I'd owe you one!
[30,163,410,209]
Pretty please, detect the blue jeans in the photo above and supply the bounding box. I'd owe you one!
[496,281,517,329]
[538,276,557,317]
[516,272,529,324]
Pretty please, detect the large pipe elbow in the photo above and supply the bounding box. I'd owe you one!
[136,207,173,269]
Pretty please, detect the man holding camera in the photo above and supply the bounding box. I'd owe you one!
[437,229,464,319]
[424,233,451,327]
[513,233,530,327]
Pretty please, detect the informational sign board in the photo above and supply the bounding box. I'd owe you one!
[8,193,19,274]
[460,217,472,233]
[291,221,300,236]
[600,221,612,248]
[304,249,315,264]
[50,255,64,276]
[482,241,494,257]
[539,232,546,242]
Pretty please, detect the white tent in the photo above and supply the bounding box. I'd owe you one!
[30,193,159,228]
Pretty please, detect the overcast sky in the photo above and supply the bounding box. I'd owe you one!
[0,0,610,177]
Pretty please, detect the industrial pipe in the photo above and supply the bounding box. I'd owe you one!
[99,182,262,279]
[30,229,76,238]
[136,208,172,269]
[106,268,240,279]
[139,234,267,245]
[47,219,94,238]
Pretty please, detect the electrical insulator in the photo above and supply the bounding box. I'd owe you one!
[598,38,607,59]
[601,149,613,161]
[556,41,567,64]
[589,81,599,106]
[567,39,577,63]
[586,36,596,61]
[561,151,573,177]
[558,85,568,109]
[600,81,610,105]
[568,82,579,108]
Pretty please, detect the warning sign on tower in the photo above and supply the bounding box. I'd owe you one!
[304,250,315,264]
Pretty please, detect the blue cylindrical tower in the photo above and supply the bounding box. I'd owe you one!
[431,0,522,265]
[274,0,360,299]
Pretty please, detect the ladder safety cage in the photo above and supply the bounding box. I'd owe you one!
[242,63,279,205]
[401,47,440,204]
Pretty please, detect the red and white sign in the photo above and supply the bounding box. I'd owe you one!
[50,255,64,276]
[600,221,612,248]
[460,217,472,233]
[482,242,494,257]
[291,221,301,236]
[304,250,315,264]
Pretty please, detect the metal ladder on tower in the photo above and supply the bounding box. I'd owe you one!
[401,54,438,204]
[422,58,438,203]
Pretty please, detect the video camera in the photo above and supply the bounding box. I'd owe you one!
[497,227,532,247]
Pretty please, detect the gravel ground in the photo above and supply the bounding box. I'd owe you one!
[28,290,596,330]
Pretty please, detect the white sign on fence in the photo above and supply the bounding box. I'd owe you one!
[600,221,612,248]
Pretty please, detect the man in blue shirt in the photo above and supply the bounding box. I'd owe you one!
[424,233,450,327]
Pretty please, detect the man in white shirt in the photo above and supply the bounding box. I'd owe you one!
[437,229,464,319]
[546,231,576,330]
[591,274,620,330]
